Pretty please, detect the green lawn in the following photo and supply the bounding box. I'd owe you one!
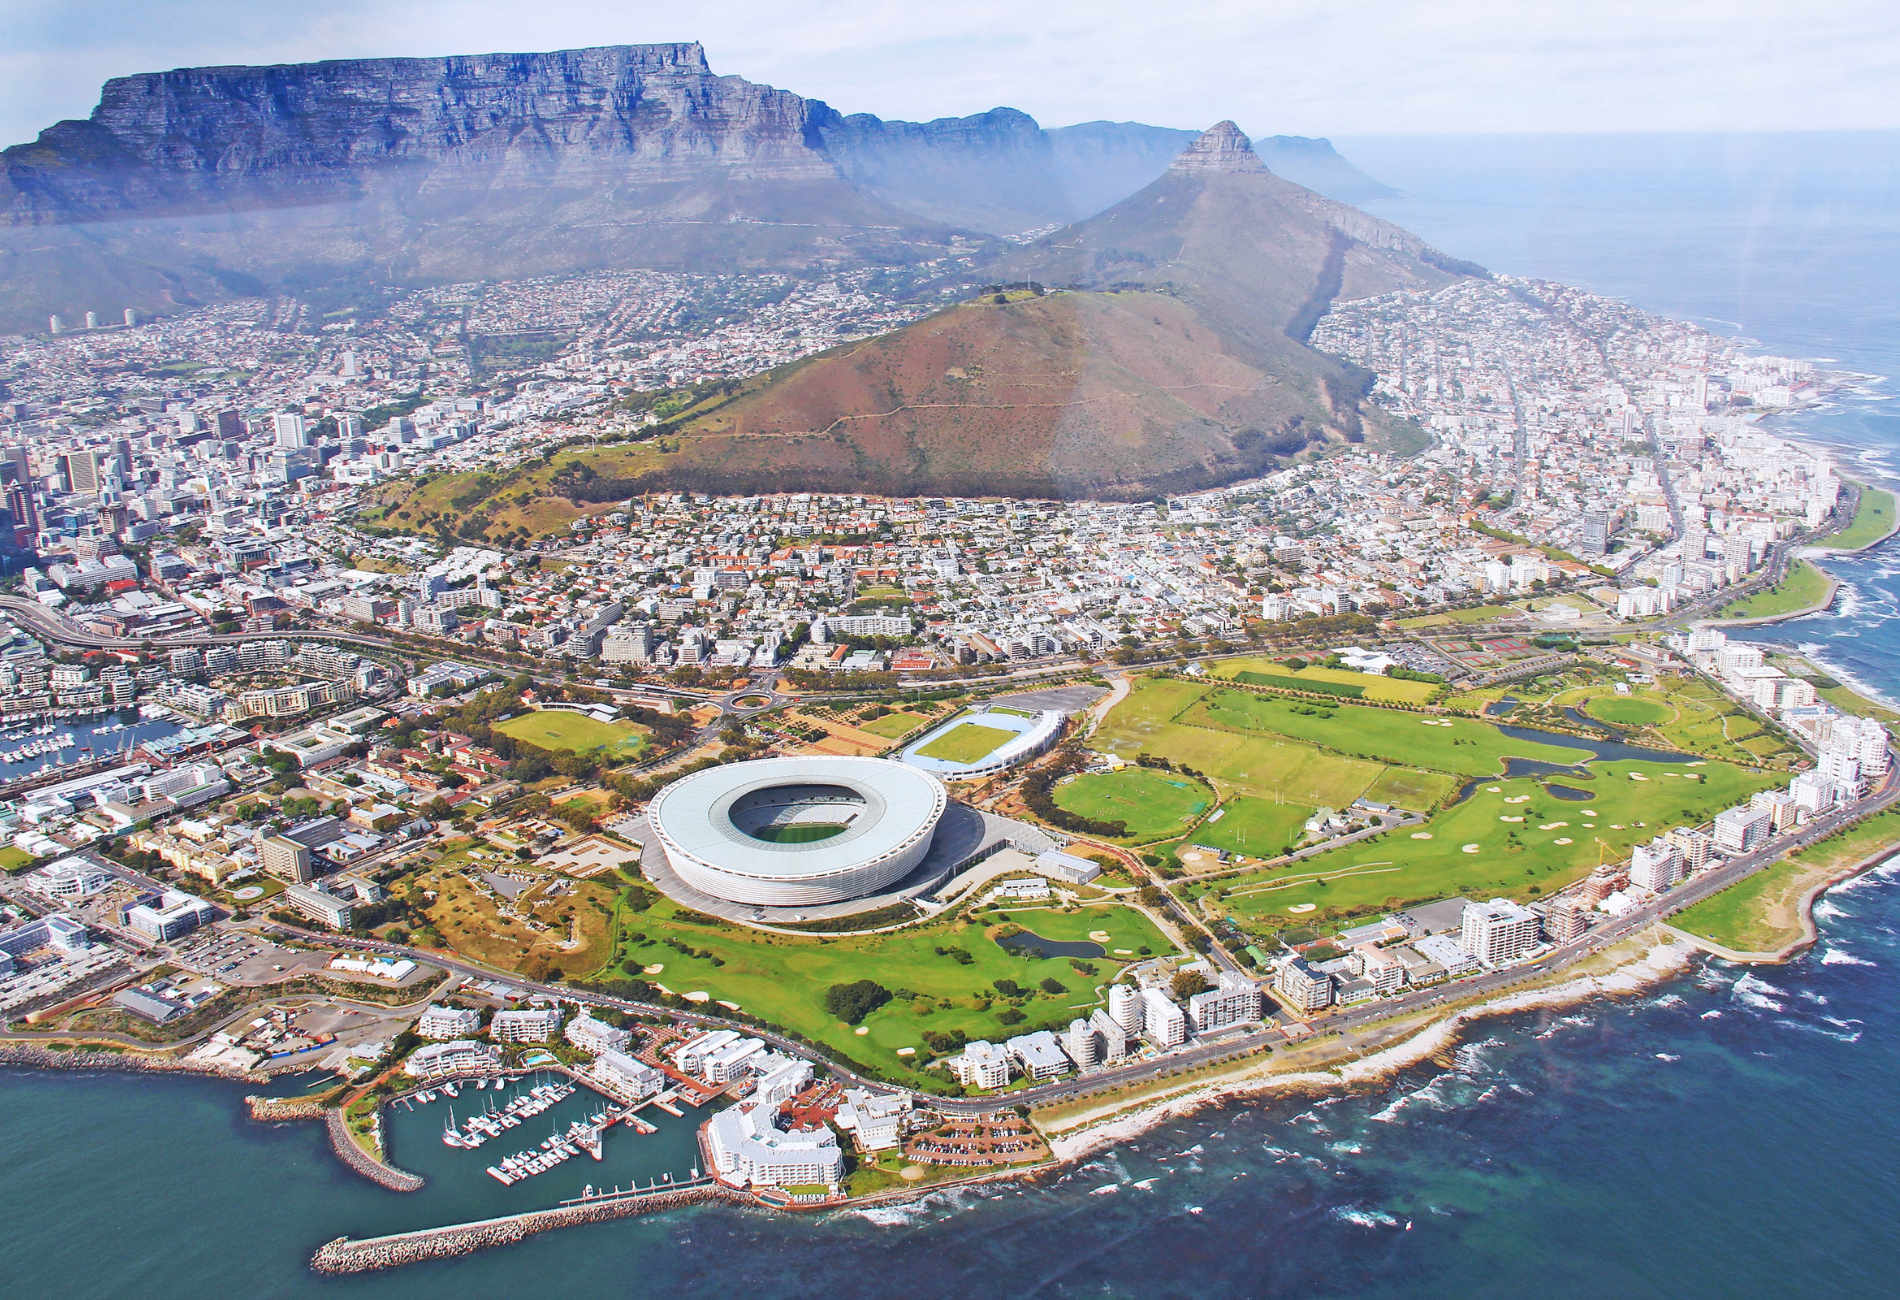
[1359,767,1461,812]
[1198,757,1780,934]
[1053,768,1214,840]
[1092,678,1392,807]
[494,710,649,757]
[1212,660,1440,704]
[1668,859,1815,953]
[1189,797,1313,858]
[1185,686,1582,777]
[1717,558,1833,619]
[858,711,932,739]
[1819,486,1897,550]
[914,720,1019,763]
[1583,694,1675,727]
[604,898,1174,1077]
[0,845,36,873]
[1397,604,1515,628]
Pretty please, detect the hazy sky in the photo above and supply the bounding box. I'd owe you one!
[3,0,1896,149]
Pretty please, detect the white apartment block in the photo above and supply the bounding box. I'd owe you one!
[406,1039,501,1080]
[1628,839,1686,892]
[1713,805,1774,855]
[416,1004,483,1039]
[1139,986,1187,1048]
[706,1101,844,1189]
[951,1040,1012,1090]
[565,1012,633,1055]
[1275,957,1334,1014]
[1006,1029,1071,1080]
[490,1006,563,1042]
[1460,898,1541,966]
[1187,971,1264,1033]
[1063,1017,1102,1068]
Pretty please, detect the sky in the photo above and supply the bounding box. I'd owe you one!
[2,0,1897,150]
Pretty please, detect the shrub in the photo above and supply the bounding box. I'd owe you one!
[824,979,894,1024]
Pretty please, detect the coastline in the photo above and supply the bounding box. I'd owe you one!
[1667,838,1900,964]
[1039,932,1696,1167]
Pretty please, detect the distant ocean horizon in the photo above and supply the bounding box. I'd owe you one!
[5,132,1900,1299]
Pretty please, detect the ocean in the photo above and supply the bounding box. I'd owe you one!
[5,132,1900,1298]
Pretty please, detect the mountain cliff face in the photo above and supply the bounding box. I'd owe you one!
[0,43,1400,330]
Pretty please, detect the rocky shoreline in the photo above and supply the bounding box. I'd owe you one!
[311,1184,750,1273]
[0,1041,266,1083]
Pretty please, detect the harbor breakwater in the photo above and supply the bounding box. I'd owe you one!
[324,1110,425,1192]
[310,1184,749,1273]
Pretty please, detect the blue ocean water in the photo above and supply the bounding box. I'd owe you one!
[4,134,1900,1298]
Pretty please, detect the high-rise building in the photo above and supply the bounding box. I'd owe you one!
[1580,510,1610,557]
[60,449,105,496]
[1628,839,1686,892]
[1138,987,1186,1048]
[1460,898,1541,966]
[260,835,314,883]
[1274,957,1333,1014]
[1108,983,1143,1037]
[1186,971,1263,1034]
[1712,805,1774,855]
[273,413,309,449]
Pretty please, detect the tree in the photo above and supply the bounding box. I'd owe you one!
[1170,969,1209,1000]
[823,979,893,1024]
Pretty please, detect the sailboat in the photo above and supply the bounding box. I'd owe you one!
[442,1106,468,1148]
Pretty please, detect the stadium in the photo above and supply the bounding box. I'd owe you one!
[645,756,949,908]
[899,706,1065,780]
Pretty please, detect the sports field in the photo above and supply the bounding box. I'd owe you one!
[595,897,1174,1076]
[858,710,932,739]
[1189,797,1313,858]
[1185,687,1580,777]
[915,720,1019,763]
[1212,659,1440,704]
[1053,768,1213,840]
[1583,694,1675,727]
[494,710,649,757]
[1200,757,1780,931]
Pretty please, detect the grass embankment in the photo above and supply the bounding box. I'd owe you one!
[1396,604,1516,630]
[1052,768,1213,841]
[1717,559,1834,620]
[493,710,649,758]
[1819,486,1897,551]
[595,899,1172,1077]
[1673,809,1900,953]
[914,721,1019,764]
[858,711,933,739]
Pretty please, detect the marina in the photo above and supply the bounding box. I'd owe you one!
[0,709,198,785]
[386,1072,709,1211]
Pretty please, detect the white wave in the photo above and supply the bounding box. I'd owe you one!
[1262,1145,1298,1161]
[1370,1073,1457,1122]
[1774,1018,1862,1044]
[1655,1053,1681,1062]
[1732,973,1787,1012]
[1822,1015,1866,1031]
[839,1195,952,1227]
[1332,1206,1402,1229]
[1701,1009,1723,1019]
[1798,989,1830,1004]
[1329,1142,1364,1156]
[1651,993,1686,1009]
[1812,899,1850,922]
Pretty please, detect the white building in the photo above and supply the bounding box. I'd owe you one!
[835,1088,910,1151]
[1628,839,1686,892]
[490,1006,563,1042]
[1063,1017,1102,1068]
[1186,971,1263,1033]
[1274,957,1334,1014]
[706,1101,844,1189]
[1086,1007,1131,1061]
[590,1047,666,1100]
[1139,986,1187,1048]
[406,1039,501,1080]
[950,1040,1012,1090]
[1108,983,1143,1037]
[750,1054,814,1109]
[416,1004,483,1039]
[565,1012,633,1055]
[1713,805,1774,855]
[674,1030,769,1084]
[1460,898,1541,966]
[124,889,216,941]
[1006,1029,1071,1080]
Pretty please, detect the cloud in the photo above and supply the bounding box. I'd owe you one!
[2,0,1896,149]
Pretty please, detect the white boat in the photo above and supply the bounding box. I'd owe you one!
[487,1166,514,1185]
